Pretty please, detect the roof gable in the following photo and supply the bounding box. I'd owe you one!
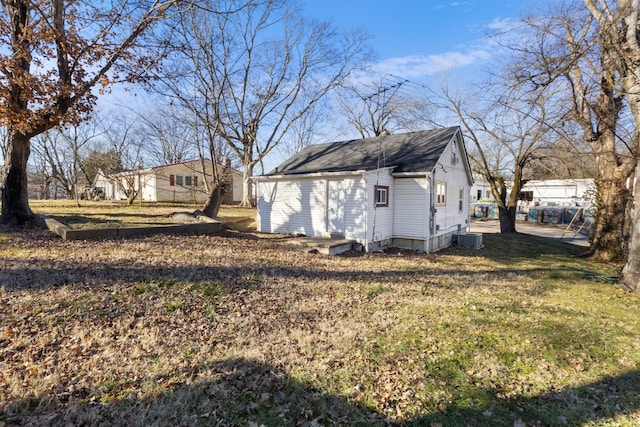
[267,127,460,176]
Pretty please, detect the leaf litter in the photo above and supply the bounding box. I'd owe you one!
[0,228,639,426]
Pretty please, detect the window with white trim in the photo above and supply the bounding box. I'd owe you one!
[459,186,464,211]
[375,185,389,207]
[175,175,184,186]
[436,181,447,206]
[184,175,193,186]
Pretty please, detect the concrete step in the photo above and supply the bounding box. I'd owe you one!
[291,237,355,255]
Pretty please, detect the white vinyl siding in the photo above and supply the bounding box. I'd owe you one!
[256,175,367,243]
[393,178,427,239]
[256,179,326,235]
[432,134,471,236]
[365,170,394,243]
[343,177,367,243]
[141,174,157,201]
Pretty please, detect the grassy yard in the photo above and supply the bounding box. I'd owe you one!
[28,200,257,230]
[1,202,639,426]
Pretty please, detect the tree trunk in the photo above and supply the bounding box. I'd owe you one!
[621,164,640,292]
[202,158,231,217]
[240,167,255,208]
[498,206,516,233]
[588,176,630,262]
[0,132,33,225]
[201,182,226,218]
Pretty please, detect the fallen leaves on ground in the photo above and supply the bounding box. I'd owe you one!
[1,228,639,426]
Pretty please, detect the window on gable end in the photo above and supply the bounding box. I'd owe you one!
[185,175,193,186]
[176,175,184,186]
[451,140,459,164]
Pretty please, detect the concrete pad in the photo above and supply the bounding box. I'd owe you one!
[37,214,221,241]
[470,219,589,247]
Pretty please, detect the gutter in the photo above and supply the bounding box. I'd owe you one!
[253,170,368,181]
[391,171,428,177]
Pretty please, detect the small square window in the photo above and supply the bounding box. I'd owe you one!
[176,175,184,186]
[375,185,389,207]
[185,176,193,186]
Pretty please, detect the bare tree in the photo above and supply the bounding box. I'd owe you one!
[512,1,637,262]
[31,120,102,202]
[28,153,56,200]
[276,99,329,159]
[526,129,597,180]
[99,113,148,205]
[151,0,371,208]
[0,0,183,225]
[338,76,432,138]
[437,81,560,233]
[579,0,640,290]
[136,106,198,165]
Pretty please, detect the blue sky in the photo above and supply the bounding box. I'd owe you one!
[303,0,549,80]
[98,0,554,170]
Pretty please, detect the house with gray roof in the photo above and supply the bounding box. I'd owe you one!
[254,127,474,252]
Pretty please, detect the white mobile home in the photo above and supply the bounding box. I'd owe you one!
[519,179,595,207]
[255,127,474,252]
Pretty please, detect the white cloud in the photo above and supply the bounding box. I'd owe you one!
[432,1,472,11]
[486,17,519,32]
[373,49,492,78]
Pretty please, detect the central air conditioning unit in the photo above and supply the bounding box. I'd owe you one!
[456,233,483,249]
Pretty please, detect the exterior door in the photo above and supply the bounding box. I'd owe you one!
[327,180,345,236]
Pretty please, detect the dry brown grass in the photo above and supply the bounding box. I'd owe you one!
[1,203,639,426]
[28,201,257,231]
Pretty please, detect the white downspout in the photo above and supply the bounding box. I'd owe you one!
[363,171,369,252]
[425,173,431,253]
[427,168,437,253]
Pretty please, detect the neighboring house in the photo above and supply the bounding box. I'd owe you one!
[93,159,243,204]
[254,127,474,253]
[470,177,494,203]
[471,178,595,207]
[518,179,595,207]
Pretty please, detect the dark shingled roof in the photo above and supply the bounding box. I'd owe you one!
[266,127,460,176]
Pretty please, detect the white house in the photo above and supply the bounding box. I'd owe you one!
[93,159,243,204]
[470,177,494,203]
[254,127,474,252]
